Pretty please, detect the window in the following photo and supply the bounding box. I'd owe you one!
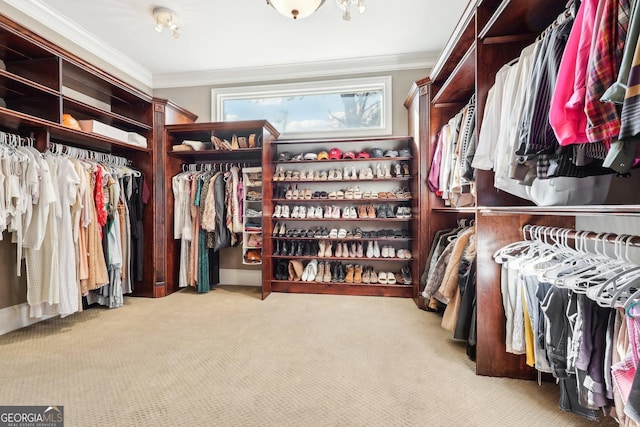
[211,76,392,139]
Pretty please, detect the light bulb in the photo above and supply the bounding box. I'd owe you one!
[357,0,365,14]
[343,8,351,20]
[336,0,347,11]
[154,23,163,32]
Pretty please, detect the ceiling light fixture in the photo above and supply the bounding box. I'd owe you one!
[153,7,181,39]
[336,0,366,21]
[266,0,326,20]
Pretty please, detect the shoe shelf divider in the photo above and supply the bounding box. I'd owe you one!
[262,136,418,299]
[242,166,263,265]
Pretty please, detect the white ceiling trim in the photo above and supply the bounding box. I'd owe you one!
[153,51,438,89]
[2,0,154,88]
[2,0,437,91]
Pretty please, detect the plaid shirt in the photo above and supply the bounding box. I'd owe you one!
[585,0,631,144]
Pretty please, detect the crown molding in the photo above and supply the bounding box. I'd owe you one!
[2,0,153,88]
[153,51,438,88]
[1,0,434,90]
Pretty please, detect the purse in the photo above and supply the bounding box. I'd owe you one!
[244,249,262,263]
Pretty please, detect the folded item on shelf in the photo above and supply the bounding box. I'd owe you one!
[172,144,193,152]
[182,140,207,151]
[79,119,128,142]
[126,132,148,147]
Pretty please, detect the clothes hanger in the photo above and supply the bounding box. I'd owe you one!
[492,224,538,264]
[546,232,616,288]
[582,235,640,303]
[540,230,594,285]
[518,227,577,276]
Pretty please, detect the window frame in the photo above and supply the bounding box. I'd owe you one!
[211,76,393,140]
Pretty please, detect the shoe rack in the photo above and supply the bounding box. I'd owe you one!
[242,166,263,265]
[262,136,418,298]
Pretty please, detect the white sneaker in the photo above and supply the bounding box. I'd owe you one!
[373,241,381,258]
[388,246,396,258]
[381,245,389,258]
[291,206,299,218]
[349,207,357,218]
[299,206,307,218]
[343,207,351,218]
[272,204,282,218]
[366,241,374,258]
[281,205,290,218]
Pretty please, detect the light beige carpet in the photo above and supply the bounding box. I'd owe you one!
[0,286,618,426]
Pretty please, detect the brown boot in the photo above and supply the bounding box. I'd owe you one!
[354,265,363,283]
[345,264,354,283]
[289,260,304,281]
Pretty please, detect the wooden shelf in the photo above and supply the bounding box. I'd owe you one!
[271,255,413,261]
[478,205,640,217]
[478,0,567,39]
[270,217,412,222]
[272,136,411,145]
[432,43,476,105]
[271,198,413,203]
[165,119,280,140]
[431,207,477,214]
[64,97,152,132]
[271,236,413,241]
[168,147,262,162]
[429,0,477,84]
[270,281,413,298]
[273,157,413,164]
[0,69,61,97]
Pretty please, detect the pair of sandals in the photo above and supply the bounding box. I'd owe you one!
[327,186,361,200]
[377,271,397,285]
[285,186,312,200]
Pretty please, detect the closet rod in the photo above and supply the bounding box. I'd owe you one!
[0,129,35,147]
[523,225,640,248]
[48,142,131,166]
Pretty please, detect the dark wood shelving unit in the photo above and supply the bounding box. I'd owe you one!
[0,12,201,301]
[263,136,419,299]
[404,0,640,381]
[163,120,279,297]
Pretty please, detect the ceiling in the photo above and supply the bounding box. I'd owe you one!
[2,0,468,88]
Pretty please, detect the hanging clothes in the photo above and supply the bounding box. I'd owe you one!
[171,164,244,293]
[492,226,640,422]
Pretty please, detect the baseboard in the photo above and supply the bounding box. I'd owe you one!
[219,268,261,287]
[0,303,55,336]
